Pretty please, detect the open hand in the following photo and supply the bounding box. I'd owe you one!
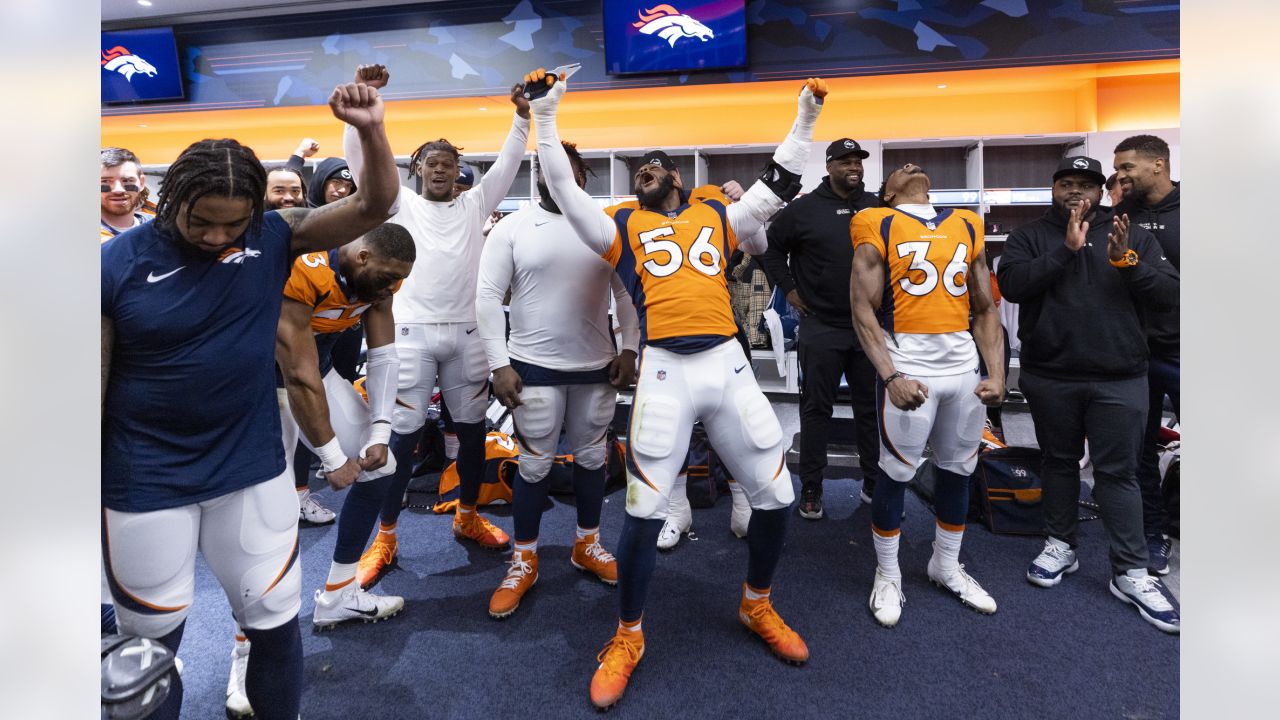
[1107,213,1131,262]
[1065,198,1091,251]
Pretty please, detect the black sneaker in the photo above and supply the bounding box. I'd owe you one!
[798,486,824,520]
[1146,533,1173,576]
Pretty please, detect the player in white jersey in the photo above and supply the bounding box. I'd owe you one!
[342,65,529,584]
[476,141,640,619]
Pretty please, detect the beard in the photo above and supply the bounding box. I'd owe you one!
[636,173,677,209]
[536,179,560,215]
[347,271,386,303]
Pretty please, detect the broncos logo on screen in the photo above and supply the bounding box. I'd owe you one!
[101,46,159,82]
[631,4,715,47]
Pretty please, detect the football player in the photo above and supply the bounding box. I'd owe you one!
[849,164,1005,628]
[101,81,399,720]
[343,63,530,586]
[100,147,154,243]
[528,68,827,709]
[476,142,640,619]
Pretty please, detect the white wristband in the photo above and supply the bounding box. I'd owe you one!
[314,437,347,472]
[366,422,392,448]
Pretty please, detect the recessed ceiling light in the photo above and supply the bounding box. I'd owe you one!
[138,124,147,127]
[478,107,487,111]
[138,0,153,6]
[937,84,947,89]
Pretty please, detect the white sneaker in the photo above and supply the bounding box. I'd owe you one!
[656,514,690,550]
[298,491,336,525]
[313,584,404,630]
[869,567,905,628]
[1110,569,1180,634]
[729,482,751,539]
[1026,537,1079,588]
[225,640,253,718]
[927,554,997,614]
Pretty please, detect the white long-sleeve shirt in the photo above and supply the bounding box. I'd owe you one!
[344,114,530,324]
[476,203,639,372]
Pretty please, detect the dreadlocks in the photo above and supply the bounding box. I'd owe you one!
[532,140,596,184]
[408,139,463,179]
[155,139,267,236]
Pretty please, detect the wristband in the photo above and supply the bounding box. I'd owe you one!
[884,371,904,386]
[314,437,348,473]
[366,422,392,448]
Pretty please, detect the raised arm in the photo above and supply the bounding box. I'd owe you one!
[468,86,532,218]
[284,82,399,254]
[275,299,360,489]
[726,79,828,241]
[526,69,621,256]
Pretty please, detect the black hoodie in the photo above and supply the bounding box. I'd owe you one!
[1116,182,1180,360]
[306,157,355,208]
[997,205,1179,382]
[759,177,880,328]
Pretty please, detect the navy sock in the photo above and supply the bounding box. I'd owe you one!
[145,621,186,720]
[745,507,789,590]
[572,464,606,530]
[378,430,419,526]
[242,617,303,720]
[512,471,551,543]
[293,440,314,491]
[615,514,663,622]
[871,479,906,532]
[333,471,396,565]
[932,467,970,526]
[454,421,488,507]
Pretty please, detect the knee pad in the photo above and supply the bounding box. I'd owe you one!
[234,553,302,631]
[232,481,303,629]
[574,440,607,471]
[514,389,559,449]
[736,390,783,451]
[391,400,428,435]
[878,457,917,484]
[631,395,681,461]
[104,511,196,639]
[741,460,795,511]
[518,453,553,483]
[624,471,670,520]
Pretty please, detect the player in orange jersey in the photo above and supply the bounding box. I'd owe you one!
[849,164,1005,628]
[528,68,827,709]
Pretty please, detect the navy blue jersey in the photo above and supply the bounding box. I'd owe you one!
[102,213,295,512]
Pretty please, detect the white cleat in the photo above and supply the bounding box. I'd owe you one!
[313,584,404,630]
[928,554,997,615]
[729,482,751,538]
[225,641,253,719]
[657,489,693,550]
[869,567,905,628]
[298,491,336,525]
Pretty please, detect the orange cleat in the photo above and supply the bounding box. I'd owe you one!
[452,513,511,550]
[356,533,398,590]
[571,534,618,586]
[489,550,538,619]
[589,628,645,710]
[739,591,809,665]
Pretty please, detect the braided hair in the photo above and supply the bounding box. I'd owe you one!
[408,139,463,179]
[155,139,267,236]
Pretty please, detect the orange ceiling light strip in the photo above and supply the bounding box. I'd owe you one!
[102,59,1179,164]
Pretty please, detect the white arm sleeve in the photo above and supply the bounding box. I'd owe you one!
[610,273,640,353]
[476,219,515,371]
[726,86,823,240]
[467,113,531,219]
[532,108,617,256]
[363,343,399,446]
[737,224,769,256]
[343,123,403,216]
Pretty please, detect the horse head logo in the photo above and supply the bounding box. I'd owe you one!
[632,4,715,48]
[101,46,159,82]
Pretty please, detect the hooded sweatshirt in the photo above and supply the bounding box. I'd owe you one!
[1116,182,1179,360]
[759,177,880,329]
[996,205,1179,382]
[307,157,355,208]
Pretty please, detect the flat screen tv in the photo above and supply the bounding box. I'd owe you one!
[604,1,747,75]
[102,27,184,104]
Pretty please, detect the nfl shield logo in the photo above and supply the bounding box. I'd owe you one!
[657,370,667,381]
[401,327,408,336]
[926,221,937,230]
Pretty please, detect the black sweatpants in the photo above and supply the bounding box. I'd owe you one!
[1020,370,1149,573]
[796,316,880,494]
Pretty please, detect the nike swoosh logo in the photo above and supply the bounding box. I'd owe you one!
[353,607,380,617]
[146,267,185,283]
[734,364,747,373]
[534,220,550,226]
[466,328,477,334]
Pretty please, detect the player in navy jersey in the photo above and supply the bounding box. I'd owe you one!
[100,81,399,720]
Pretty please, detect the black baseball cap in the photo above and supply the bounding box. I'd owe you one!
[826,138,870,162]
[1053,156,1106,186]
[638,150,677,172]
[456,165,475,186]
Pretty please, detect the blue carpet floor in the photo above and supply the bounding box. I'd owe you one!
[175,473,1179,719]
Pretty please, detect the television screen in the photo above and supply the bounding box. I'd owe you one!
[604,1,746,75]
[101,28,184,104]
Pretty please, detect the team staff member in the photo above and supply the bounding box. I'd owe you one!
[531,68,828,709]
[1113,134,1180,572]
[760,138,882,519]
[998,156,1180,634]
[477,143,640,619]
[850,164,1004,628]
[101,81,400,720]
[100,147,154,242]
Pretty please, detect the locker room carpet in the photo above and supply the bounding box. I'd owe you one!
[175,406,1180,719]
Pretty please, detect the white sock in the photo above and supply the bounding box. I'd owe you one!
[743,584,770,601]
[619,618,642,634]
[873,530,902,581]
[378,522,397,537]
[322,562,357,600]
[233,632,249,653]
[933,524,964,573]
[514,539,537,554]
[576,526,597,541]
[1124,568,1150,580]
[297,487,309,499]
[444,432,459,460]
